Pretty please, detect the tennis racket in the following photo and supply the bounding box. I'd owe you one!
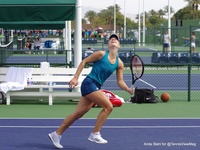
[130,54,144,89]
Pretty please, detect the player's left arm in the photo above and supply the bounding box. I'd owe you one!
[116,59,134,94]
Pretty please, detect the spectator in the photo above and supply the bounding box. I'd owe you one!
[163,31,171,52]
[26,37,32,50]
[182,32,196,53]
[134,30,139,41]
[34,37,41,54]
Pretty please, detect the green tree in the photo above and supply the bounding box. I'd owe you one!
[135,6,170,27]
[148,9,158,16]
[98,4,121,25]
[84,4,136,30]
[184,0,200,19]
[92,16,107,27]
[157,9,165,18]
[82,18,87,24]
[107,4,121,13]
[148,15,166,26]
[174,6,194,20]
[84,10,97,24]
[163,6,175,14]
[98,9,113,25]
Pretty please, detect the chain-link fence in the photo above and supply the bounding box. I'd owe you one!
[115,64,200,102]
[1,25,200,104]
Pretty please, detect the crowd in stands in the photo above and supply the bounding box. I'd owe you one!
[81,27,139,41]
[21,30,63,39]
[80,26,122,39]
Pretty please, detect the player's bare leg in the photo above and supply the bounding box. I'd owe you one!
[57,97,94,134]
[48,97,94,149]
[86,90,113,144]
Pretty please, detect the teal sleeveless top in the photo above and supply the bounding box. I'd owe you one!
[88,51,119,86]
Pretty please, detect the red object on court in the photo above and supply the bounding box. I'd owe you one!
[93,90,122,107]
[160,92,170,102]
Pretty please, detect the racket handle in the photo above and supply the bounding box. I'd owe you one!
[131,84,134,90]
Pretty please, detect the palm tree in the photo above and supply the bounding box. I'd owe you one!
[84,10,97,24]
[107,4,121,13]
[158,9,165,18]
[98,9,113,25]
[184,0,200,19]
[148,9,158,17]
[82,18,87,24]
[174,6,193,20]
[163,6,175,15]
[98,4,121,25]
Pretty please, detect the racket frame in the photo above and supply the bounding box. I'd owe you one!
[130,54,144,88]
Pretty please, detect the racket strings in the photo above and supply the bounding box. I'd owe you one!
[132,64,143,77]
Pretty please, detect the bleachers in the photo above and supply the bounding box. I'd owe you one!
[81,51,132,64]
[104,38,136,44]
[191,53,200,63]
[179,53,189,64]
[82,51,93,60]
[151,52,200,64]
[71,38,97,44]
[118,52,127,63]
[168,53,180,63]
[151,52,159,63]
[158,52,170,63]
[118,52,131,63]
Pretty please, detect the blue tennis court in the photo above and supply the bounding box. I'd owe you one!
[0,118,199,150]
[103,74,200,91]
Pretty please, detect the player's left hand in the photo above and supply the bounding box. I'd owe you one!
[127,88,134,95]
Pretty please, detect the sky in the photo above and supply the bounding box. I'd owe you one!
[82,0,189,20]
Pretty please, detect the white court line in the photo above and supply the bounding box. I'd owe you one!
[0,126,200,129]
[0,118,200,120]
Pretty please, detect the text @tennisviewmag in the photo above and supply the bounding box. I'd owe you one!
[144,142,196,147]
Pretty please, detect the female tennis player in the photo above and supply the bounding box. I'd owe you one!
[48,34,134,149]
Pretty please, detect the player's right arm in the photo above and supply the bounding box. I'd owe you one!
[69,51,104,88]
[182,37,190,40]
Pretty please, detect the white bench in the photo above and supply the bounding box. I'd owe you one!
[0,67,91,105]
